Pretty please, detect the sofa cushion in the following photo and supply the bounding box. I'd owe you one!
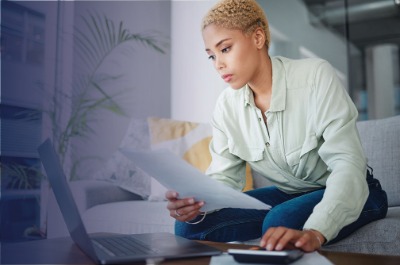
[96,118,152,198]
[148,117,254,201]
[83,201,174,235]
[148,117,213,172]
[70,180,142,212]
[148,117,214,201]
[356,115,400,207]
[321,206,400,256]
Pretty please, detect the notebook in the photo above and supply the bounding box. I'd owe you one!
[38,139,221,264]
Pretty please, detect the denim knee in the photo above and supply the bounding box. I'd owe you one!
[262,207,288,233]
[175,208,268,242]
[262,204,313,234]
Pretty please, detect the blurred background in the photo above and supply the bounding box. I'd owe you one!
[1,0,399,242]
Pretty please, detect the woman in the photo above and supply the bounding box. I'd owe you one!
[166,0,387,252]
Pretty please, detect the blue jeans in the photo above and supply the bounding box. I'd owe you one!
[175,170,388,244]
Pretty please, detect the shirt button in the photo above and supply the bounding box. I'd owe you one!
[266,142,270,147]
[258,117,262,122]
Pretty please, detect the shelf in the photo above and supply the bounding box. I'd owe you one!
[0,98,43,110]
[0,151,40,158]
[1,189,41,201]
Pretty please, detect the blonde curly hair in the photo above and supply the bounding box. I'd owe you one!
[202,0,270,50]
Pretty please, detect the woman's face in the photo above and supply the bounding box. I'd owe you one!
[202,24,262,89]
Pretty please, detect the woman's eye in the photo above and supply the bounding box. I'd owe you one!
[208,55,216,60]
[221,47,230,53]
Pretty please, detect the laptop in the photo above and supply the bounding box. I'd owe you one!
[38,139,221,264]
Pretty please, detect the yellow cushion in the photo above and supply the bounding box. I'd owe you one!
[148,117,253,191]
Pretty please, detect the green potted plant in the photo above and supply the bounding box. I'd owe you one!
[51,12,166,179]
[1,12,167,239]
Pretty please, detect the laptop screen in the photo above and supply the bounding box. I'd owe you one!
[38,139,98,261]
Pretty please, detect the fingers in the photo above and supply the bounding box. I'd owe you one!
[260,227,319,252]
[294,232,313,250]
[260,227,299,251]
[165,190,178,200]
[165,190,204,222]
[295,230,323,252]
[171,201,204,222]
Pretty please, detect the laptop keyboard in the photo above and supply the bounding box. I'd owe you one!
[92,236,158,257]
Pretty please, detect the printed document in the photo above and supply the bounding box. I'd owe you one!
[120,148,271,212]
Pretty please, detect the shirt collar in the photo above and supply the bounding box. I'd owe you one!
[244,56,287,112]
[244,84,253,107]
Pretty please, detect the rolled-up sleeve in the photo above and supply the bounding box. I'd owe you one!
[303,61,369,241]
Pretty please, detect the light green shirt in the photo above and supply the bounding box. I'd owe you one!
[206,56,369,241]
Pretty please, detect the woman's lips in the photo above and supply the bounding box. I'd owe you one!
[222,74,233,82]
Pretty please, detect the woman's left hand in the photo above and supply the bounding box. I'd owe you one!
[259,227,326,252]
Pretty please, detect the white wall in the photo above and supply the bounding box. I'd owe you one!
[171,0,225,123]
[170,0,349,123]
[70,1,171,179]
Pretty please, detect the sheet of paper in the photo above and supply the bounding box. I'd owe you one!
[120,148,271,212]
[210,252,334,265]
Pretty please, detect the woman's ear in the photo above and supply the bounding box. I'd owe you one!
[253,28,266,50]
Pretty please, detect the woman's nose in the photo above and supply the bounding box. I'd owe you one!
[215,57,225,70]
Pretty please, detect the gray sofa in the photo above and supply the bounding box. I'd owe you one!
[321,115,400,255]
[47,115,400,256]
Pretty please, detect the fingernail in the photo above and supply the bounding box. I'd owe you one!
[199,201,204,206]
[276,244,282,250]
[295,241,302,247]
[259,240,265,247]
[188,198,194,204]
[267,244,273,251]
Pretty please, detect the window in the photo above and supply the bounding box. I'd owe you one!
[1,1,45,65]
[1,0,46,242]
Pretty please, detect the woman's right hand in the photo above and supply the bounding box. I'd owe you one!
[166,190,205,222]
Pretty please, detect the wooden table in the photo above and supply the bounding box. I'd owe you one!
[2,236,400,265]
[165,242,400,265]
